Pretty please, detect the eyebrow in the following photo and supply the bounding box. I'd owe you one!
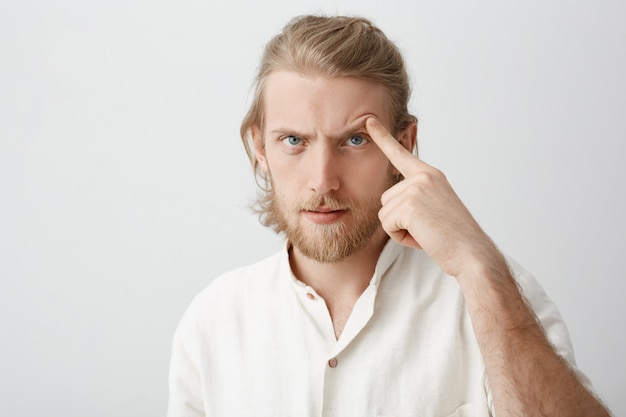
[269,120,369,141]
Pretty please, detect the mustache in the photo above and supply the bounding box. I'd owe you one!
[297,195,354,211]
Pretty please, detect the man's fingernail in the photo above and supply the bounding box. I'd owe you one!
[367,117,380,128]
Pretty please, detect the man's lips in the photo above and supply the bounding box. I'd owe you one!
[306,206,343,213]
[301,207,348,224]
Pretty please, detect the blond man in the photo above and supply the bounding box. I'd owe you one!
[168,15,610,417]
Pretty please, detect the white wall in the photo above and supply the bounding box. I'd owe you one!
[1,0,624,415]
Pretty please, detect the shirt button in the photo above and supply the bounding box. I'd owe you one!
[328,358,338,368]
[306,292,315,300]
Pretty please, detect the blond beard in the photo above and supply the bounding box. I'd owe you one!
[261,171,399,263]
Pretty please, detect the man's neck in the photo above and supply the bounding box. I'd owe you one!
[288,228,389,339]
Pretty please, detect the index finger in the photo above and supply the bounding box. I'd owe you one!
[365,117,422,176]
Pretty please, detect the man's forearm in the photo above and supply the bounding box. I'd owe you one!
[457,256,610,417]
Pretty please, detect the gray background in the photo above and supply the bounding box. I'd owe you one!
[1,0,624,415]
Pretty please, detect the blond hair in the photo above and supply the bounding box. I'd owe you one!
[241,15,417,169]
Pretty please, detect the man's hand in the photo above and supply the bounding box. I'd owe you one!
[366,117,499,278]
[367,117,612,417]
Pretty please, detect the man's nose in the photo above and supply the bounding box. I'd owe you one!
[307,144,340,195]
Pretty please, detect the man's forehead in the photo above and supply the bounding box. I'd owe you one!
[263,70,386,96]
[262,70,393,131]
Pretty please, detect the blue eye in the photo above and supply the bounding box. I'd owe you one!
[346,135,367,147]
[283,135,302,146]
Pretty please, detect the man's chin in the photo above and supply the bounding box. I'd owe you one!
[288,224,374,264]
[293,243,356,264]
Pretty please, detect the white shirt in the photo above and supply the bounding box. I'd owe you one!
[168,241,587,417]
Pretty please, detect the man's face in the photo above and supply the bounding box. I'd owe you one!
[253,71,412,263]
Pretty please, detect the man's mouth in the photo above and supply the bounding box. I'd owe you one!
[302,207,348,224]
[307,206,342,213]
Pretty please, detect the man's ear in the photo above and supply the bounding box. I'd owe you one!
[251,125,269,173]
[397,120,418,155]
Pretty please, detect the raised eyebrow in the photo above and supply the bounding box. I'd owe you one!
[331,123,371,141]
[339,118,373,138]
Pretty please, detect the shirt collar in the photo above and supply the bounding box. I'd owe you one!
[370,238,404,287]
[280,238,404,289]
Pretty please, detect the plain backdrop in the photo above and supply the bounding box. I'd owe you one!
[1,0,624,415]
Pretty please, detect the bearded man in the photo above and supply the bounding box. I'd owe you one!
[167,15,610,417]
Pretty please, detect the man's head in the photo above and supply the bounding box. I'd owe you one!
[240,15,417,262]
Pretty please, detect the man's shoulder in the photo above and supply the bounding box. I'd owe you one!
[172,249,290,352]
[184,249,287,316]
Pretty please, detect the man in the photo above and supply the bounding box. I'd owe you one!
[168,15,611,416]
